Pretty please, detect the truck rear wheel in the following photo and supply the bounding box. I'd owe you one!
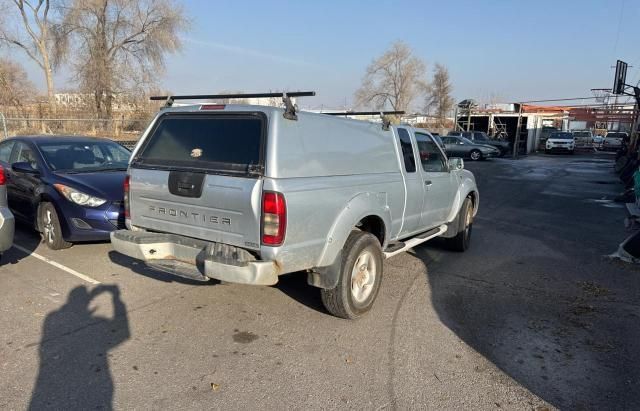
[321,231,383,319]
[445,197,473,252]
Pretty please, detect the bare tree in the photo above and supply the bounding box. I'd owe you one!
[0,0,63,111]
[0,58,36,107]
[354,41,427,112]
[61,0,188,118]
[424,63,454,127]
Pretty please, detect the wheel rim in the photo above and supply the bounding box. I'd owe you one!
[43,209,55,243]
[470,151,480,160]
[351,250,376,303]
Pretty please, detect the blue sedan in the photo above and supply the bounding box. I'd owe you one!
[0,136,130,250]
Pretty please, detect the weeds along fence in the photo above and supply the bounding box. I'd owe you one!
[0,114,151,149]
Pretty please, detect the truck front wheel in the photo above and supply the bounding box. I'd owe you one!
[321,231,383,319]
[445,197,473,252]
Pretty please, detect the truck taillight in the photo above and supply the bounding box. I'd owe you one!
[262,191,286,246]
[123,175,130,220]
[0,165,5,186]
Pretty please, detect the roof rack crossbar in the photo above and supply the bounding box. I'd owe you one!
[150,91,315,102]
[150,91,315,120]
[323,110,405,130]
[323,111,405,116]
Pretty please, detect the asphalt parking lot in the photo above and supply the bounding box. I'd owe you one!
[1,151,638,410]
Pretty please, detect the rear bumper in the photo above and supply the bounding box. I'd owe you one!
[110,230,279,285]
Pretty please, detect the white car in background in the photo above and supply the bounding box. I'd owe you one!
[602,132,628,152]
[545,132,575,154]
[572,130,594,147]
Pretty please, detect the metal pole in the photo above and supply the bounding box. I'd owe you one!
[453,107,458,131]
[466,108,471,131]
[512,104,523,158]
[0,113,6,139]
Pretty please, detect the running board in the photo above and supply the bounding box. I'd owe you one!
[384,225,447,259]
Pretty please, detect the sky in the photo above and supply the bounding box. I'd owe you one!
[5,0,640,110]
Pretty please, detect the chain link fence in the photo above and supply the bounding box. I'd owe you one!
[0,114,150,149]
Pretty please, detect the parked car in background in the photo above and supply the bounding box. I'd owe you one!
[466,131,510,156]
[572,130,594,147]
[602,132,628,152]
[448,131,510,156]
[111,94,479,319]
[0,136,131,250]
[442,135,501,160]
[593,134,605,148]
[545,132,575,154]
[430,133,445,149]
[0,164,15,259]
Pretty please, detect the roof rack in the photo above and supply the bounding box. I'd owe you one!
[323,111,405,116]
[149,91,316,121]
[324,111,405,130]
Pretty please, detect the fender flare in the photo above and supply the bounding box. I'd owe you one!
[307,192,391,289]
[442,173,479,238]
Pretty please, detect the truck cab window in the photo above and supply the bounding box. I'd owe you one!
[415,133,447,172]
[397,128,416,173]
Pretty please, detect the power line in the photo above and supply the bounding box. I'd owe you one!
[612,0,626,59]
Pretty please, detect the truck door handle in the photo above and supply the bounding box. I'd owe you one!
[424,180,432,186]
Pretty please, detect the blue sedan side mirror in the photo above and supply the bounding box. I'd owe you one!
[12,162,39,175]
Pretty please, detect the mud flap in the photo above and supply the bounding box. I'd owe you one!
[308,250,342,289]
[441,206,463,239]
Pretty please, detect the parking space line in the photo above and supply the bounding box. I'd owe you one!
[12,244,101,285]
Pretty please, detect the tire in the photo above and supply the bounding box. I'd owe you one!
[445,197,473,252]
[40,202,72,250]
[321,231,383,319]
[469,150,482,161]
[545,149,550,154]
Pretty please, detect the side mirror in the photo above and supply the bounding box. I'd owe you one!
[448,157,464,171]
[12,161,39,175]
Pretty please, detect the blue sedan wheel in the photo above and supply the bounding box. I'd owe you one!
[469,150,482,161]
[40,202,72,250]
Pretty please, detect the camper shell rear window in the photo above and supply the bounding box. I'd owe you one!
[132,112,267,175]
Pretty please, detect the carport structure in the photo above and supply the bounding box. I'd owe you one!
[456,100,638,154]
[455,104,565,154]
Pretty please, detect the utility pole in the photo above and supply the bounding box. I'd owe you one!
[512,104,523,158]
[453,106,459,131]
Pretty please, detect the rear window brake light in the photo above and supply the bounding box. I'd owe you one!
[200,104,226,110]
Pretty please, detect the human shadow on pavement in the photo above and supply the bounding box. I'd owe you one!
[29,284,130,410]
[413,243,640,409]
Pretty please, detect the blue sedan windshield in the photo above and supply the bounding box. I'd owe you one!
[37,141,131,172]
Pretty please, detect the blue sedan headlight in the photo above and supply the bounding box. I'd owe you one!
[53,184,107,207]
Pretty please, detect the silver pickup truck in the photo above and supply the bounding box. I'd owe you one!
[111,92,479,318]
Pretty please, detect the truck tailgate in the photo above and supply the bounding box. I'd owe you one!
[129,168,262,251]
